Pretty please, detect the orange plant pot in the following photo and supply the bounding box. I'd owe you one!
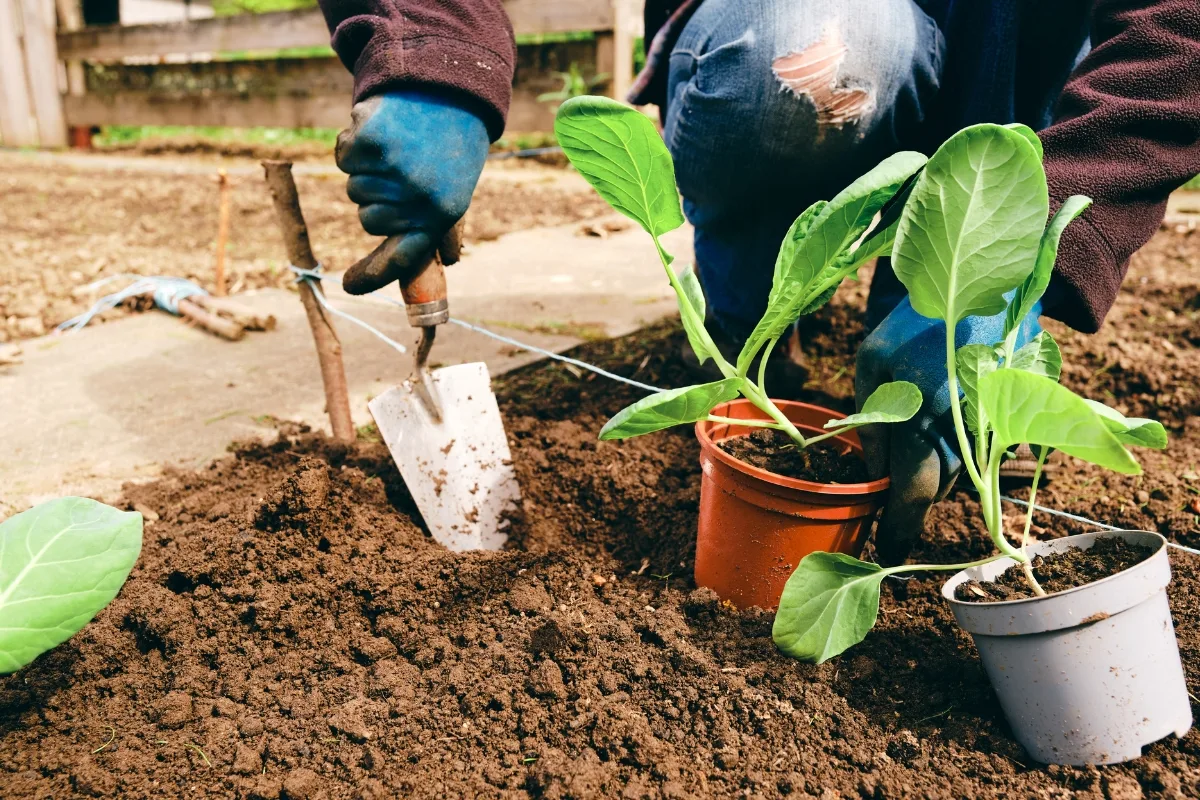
[694,399,890,610]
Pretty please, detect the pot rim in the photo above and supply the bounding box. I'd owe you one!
[941,529,1168,609]
[695,398,890,496]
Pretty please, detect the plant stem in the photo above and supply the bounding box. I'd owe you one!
[759,335,778,397]
[881,553,1007,577]
[739,381,808,445]
[803,426,855,447]
[1018,449,1049,596]
[945,323,984,491]
[706,415,784,430]
[985,445,1025,561]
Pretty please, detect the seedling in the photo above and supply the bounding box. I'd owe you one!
[772,123,1168,663]
[555,96,922,446]
[0,497,142,673]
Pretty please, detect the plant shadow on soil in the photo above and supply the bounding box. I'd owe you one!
[4,231,1200,798]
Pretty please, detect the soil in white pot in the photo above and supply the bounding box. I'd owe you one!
[955,537,1156,602]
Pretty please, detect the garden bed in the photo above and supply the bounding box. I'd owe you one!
[3,226,1200,797]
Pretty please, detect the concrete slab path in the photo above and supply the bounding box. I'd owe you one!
[1,218,692,513]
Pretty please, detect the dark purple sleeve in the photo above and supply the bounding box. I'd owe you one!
[317,0,515,141]
[1041,0,1200,333]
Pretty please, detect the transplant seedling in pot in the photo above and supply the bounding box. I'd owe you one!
[555,96,925,608]
[772,123,1190,765]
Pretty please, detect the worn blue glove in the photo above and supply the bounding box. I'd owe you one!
[855,296,1042,565]
[336,89,490,294]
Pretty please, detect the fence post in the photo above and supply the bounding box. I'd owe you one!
[55,0,89,148]
[596,0,637,104]
[0,0,37,146]
[19,0,67,147]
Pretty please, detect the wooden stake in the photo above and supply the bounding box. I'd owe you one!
[261,160,355,443]
[177,298,245,341]
[214,169,231,296]
[191,294,276,331]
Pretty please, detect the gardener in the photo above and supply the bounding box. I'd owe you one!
[318,0,1200,562]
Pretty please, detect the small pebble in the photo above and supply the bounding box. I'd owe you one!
[1136,490,1150,504]
[591,574,607,587]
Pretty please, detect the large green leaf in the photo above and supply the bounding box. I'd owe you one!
[956,344,999,436]
[798,151,927,281]
[677,263,711,365]
[770,200,827,301]
[1008,330,1062,381]
[599,379,741,440]
[893,124,1048,325]
[773,552,884,664]
[825,381,922,429]
[1004,122,1043,159]
[1005,195,1092,337]
[1083,400,1168,450]
[555,97,685,238]
[0,497,143,674]
[978,370,1140,474]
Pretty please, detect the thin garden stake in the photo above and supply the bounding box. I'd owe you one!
[262,160,355,444]
[214,169,231,296]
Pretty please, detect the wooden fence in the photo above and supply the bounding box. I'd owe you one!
[0,0,642,148]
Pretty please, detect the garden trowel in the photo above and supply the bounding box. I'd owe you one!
[344,223,520,552]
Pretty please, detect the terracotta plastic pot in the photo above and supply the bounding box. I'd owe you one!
[943,530,1191,765]
[694,399,889,610]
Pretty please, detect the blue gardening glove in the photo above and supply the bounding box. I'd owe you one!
[855,296,1043,565]
[336,90,490,294]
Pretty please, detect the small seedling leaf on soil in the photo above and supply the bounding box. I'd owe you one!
[1084,400,1169,450]
[677,263,710,365]
[1005,194,1092,338]
[979,370,1140,474]
[599,379,742,440]
[956,344,999,436]
[1008,330,1063,381]
[772,552,885,664]
[0,497,142,674]
[824,381,923,430]
[893,124,1048,325]
[554,96,684,240]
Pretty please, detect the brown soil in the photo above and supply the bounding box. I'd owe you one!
[717,429,869,484]
[3,223,1200,797]
[955,537,1157,602]
[0,153,609,342]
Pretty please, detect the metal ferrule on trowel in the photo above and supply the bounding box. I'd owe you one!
[342,222,464,423]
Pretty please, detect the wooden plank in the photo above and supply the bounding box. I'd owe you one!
[19,0,66,146]
[609,0,636,103]
[0,0,38,145]
[57,1,642,62]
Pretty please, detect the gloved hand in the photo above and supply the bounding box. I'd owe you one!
[855,296,1042,565]
[336,89,490,294]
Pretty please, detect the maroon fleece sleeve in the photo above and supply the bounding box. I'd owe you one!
[1041,0,1200,333]
[317,0,516,141]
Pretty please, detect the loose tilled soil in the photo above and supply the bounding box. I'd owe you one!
[956,538,1157,603]
[0,153,611,342]
[718,430,869,484]
[4,223,1200,798]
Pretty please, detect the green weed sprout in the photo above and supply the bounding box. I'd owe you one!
[772,123,1169,663]
[554,96,922,446]
[0,497,142,673]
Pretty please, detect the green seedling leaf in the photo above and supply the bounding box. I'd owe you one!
[599,379,741,440]
[773,552,884,663]
[979,370,1141,474]
[677,263,711,365]
[0,497,143,674]
[1083,400,1168,449]
[825,381,922,429]
[770,200,827,301]
[1009,330,1062,381]
[1004,122,1043,159]
[1005,195,1092,338]
[555,97,685,239]
[893,124,1048,325]
[956,344,999,436]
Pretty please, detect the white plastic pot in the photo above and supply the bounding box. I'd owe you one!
[942,530,1192,765]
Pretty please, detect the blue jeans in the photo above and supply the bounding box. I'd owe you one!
[664,0,945,339]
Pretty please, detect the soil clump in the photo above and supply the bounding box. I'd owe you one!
[717,429,869,483]
[956,537,1157,602]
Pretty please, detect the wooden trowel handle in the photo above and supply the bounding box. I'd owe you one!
[341,218,465,318]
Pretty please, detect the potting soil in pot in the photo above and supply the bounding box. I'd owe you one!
[716,429,869,483]
[955,537,1157,602]
[5,233,1200,797]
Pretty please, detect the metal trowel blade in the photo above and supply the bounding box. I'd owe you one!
[368,362,520,552]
